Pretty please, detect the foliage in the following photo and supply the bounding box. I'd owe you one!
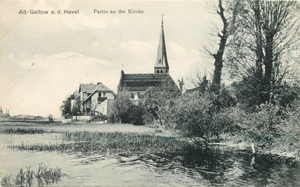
[232,74,300,112]
[111,92,147,125]
[111,92,133,123]
[71,96,82,116]
[60,94,82,119]
[48,114,54,123]
[143,79,180,126]
[226,100,300,146]
[173,92,217,137]
[60,96,72,119]
[129,102,147,125]
[226,0,300,104]
[231,73,263,112]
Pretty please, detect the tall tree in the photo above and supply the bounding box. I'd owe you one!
[204,0,240,111]
[226,0,300,105]
[210,0,229,94]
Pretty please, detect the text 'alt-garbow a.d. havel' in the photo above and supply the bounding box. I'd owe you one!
[117,18,179,103]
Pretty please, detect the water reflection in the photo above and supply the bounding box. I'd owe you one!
[1,133,300,186]
[154,145,300,186]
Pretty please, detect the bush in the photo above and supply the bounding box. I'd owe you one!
[128,103,147,125]
[111,92,147,125]
[173,92,217,137]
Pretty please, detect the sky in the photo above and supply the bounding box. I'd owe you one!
[0,0,222,117]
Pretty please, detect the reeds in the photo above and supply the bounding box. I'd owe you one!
[0,163,64,187]
[10,131,188,156]
[0,175,12,187]
[1,128,45,134]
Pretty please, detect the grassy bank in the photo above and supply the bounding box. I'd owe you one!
[1,122,299,164]
[0,122,177,136]
[8,131,187,157]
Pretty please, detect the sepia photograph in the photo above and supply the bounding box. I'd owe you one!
[1,0,300,186]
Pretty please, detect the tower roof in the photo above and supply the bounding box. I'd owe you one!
[154,16,169,70]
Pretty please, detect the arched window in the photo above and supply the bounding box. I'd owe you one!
[160,70,163,73]
[157,70,159,73]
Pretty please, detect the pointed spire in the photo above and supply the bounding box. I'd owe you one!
[154,15,169,74]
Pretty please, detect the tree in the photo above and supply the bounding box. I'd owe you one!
[226,1,300,106]
[205,0,241,95]
[143,79,181,126]
[112,91,134,123]
[48,114,54,123]
[71,96,82,120]
[60,96,72,119]
[111,91,147,125]
[60,94,81,119]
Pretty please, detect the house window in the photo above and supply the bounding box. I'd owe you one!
[160,70,163,73]
[131,93,134,99]
[103,92,106,97]
[157,70,159,73]
[99,93,102,97]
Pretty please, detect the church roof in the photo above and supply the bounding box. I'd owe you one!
[118,72,179,92]
[154,18,169,69]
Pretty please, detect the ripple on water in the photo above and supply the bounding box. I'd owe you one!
[1,134,300,186]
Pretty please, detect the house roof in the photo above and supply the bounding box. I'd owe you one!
[93,83,111,92]
[79,84,98,94]
[82,83,115,103]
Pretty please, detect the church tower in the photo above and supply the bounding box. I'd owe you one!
[154,16,169,74]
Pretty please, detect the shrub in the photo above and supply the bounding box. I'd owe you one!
[129,103,147,125]
[173,92,216,137]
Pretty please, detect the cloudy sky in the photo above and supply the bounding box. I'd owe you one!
[0,0,222,117]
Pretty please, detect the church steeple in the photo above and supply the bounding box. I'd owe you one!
[154,15,169,74]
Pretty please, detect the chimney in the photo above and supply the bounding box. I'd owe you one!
[97,82,102,85]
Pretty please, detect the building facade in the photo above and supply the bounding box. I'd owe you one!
[74,82,115,116]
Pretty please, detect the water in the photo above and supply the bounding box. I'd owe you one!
[1,134,300,186]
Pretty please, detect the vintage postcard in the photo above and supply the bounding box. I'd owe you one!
[1,0,300,186]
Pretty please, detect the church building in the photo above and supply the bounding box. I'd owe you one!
[117,18,179,99]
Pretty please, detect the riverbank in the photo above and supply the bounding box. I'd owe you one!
[183,134,300,165]
[1,122,299,164]
[1,122,300,186]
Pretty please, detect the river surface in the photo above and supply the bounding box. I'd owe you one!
[1,134,300,186]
